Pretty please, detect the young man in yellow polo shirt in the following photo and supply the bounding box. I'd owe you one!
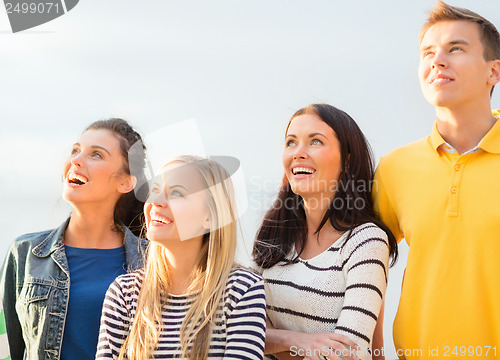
[373,1,500,359]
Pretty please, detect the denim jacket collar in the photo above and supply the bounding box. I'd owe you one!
[123,226,147,270]
[32,218,69,258]
[31,217,147,271]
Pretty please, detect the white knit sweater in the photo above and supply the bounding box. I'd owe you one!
[262,222,389,360]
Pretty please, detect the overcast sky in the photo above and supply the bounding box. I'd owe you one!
[1,1,499,357]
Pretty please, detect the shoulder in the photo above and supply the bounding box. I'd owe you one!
[7,228,57,259]
[377,136,430,171]
[123,226,148,250]
[341,223,389,253]
[226,267,264,297]
[350,222,388,244]
[108,270,144,298]
[114,270,144,287]
[224,268,266,315]
[7,218,71,261]
[122,227,148,270]
[228,267,263,287]
[13,229,55,245]
[375,137,433,197]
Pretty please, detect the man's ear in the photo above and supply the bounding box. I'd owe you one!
[487,59,500,86]
[118,175,137,194]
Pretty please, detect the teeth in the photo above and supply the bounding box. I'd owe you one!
[151,214,172,224]
[431,78,451,84]
[292,167,315,175]
[68,173,88,184]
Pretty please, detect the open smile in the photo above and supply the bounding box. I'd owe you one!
[66,171,88,187]
[150,212,173,226]
[291,166,316,177]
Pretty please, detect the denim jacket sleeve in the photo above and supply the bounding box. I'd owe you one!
[1,241,25,360]
[0,224,69,360]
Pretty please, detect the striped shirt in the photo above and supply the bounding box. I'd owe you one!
[262,223,389,360]
[96,267,266,359]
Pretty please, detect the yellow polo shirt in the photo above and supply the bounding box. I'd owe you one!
[373,110,500,359]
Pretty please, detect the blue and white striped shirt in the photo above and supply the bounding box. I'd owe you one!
[96,267,266,359]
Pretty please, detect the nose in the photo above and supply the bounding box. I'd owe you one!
[431,50,447,69]
[70,152,84,167]
[292,143,308,160]
[148,189,168,207]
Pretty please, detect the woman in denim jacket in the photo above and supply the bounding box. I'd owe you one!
[0,119,149,360]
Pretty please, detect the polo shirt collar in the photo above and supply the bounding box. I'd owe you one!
[430,110,500,155]
[478,117,500,154]
[479,109,500,154]
[430,121,446,154]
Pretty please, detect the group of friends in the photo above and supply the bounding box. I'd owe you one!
[1,1,500,359]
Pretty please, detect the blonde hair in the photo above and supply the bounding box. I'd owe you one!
[118,155,239,359]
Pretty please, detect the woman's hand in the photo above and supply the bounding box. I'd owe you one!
[266,325,359,360]
[287,331,359,360]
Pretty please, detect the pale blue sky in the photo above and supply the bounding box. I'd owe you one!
[1,1,499,357]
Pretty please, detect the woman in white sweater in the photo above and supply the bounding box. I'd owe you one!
[253,104,398,360]
[97,156,267,359]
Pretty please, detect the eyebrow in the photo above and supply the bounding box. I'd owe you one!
[169,184,189,192]
[152,181,189,193]
[449,39,469,46]
[73,143,111,155]
[420,39,469,52]
[285,133,328,139]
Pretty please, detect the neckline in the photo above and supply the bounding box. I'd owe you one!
[65,244,125,251]
[167,289,201,298]
[295,230,349,262]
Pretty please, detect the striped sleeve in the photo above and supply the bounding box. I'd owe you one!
[335,225,389,359]
[96,277,131,359]
[224,271,267,359]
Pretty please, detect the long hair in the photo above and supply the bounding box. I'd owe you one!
[85,118,148,236]
[118,155,238,359]
[253,104,398,269]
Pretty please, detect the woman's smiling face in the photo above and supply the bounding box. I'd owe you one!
[144,162,211,245]
[62,129,130,207]
[283,112,342,201]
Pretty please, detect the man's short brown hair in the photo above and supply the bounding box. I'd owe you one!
[419,1,500,62]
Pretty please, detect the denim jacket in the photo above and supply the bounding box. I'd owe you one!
[0,218,148,360]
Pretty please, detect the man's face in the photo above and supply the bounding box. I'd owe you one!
[418,20,495,109]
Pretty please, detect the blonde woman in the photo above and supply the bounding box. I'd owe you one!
[96,156,267,359]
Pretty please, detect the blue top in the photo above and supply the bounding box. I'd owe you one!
[1,218,147,360]
[61,245,127,360]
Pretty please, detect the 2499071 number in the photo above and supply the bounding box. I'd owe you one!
[443,346,496,357]
[5,2,61,14]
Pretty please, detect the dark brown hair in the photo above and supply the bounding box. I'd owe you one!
[252,104,398,269]
[86,118,148,236]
